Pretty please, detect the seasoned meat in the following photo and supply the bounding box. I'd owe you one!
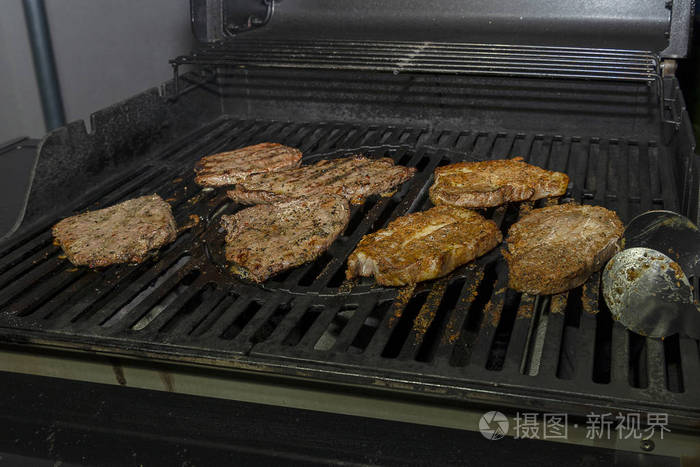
[346,206,502,286]
[52,194,177,268]
[227,155,416,205]
[194,143,302,187]
[429,157,569,208]
[221,194,350,282]
[504,203,624,295]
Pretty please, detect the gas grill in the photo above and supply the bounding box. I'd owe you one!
[2,0,700,461]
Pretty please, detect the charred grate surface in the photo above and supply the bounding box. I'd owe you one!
[1,117,699,428]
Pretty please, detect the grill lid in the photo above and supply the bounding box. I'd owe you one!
[192,0,692,58]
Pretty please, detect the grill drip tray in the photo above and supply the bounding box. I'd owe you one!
[1,117,699,428]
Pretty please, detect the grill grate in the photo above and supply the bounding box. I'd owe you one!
[170,39,679,128]
[173,40,661,82]
[1,117,699,428]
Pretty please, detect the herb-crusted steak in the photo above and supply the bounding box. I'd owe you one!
[504,203,624,295]
[429,157,569,208]
[52,194,177,268]
[221,194,350,282]
[346,206,502,286]
[227,155,416,205]
[194,143,302,187]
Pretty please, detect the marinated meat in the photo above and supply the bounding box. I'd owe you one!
[52,194,177,268]
[227,155,416,205]
[194,142,302,187]
[346,206,502,286]
[429,157,569,208]
[504,203,624,295]
[221,194,350,282]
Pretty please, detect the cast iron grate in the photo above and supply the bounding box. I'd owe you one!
[1,117,699,428]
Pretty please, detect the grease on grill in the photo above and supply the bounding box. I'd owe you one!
[442,268,484,344]
[412,279,448,335]
[178,214,201,233]
[485,287,507,327]
[550,293,568,314]
[516,294,535,319]
[389,285,416,327]
[581,274,601,314]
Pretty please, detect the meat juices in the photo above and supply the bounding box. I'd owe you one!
[346,206,502,286]
[52,194,177,268]
[429,157,569,208]
[194,142,302,187]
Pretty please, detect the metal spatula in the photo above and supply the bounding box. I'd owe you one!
[622,210,700,276]
[603,247,700,339]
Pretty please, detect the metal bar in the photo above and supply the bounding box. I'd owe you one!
[197,38,658,57]
[501,294,535,374]
[22,0,65,131]
[134,276,216,336]
[609,324,629,384]
[329,296,385,353]
[679,338,700,393]
[183,60,658,82]
[537,293,568,376]
[637,143,654,211]
[575,310,598,382]
[468,269,508,369]
[645,338,667,393]
[183,50,657,71]
[197,297,264,341]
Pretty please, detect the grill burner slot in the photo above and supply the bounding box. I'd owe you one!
[1,117,698,427]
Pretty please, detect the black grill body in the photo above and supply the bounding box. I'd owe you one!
[1,0,699,433]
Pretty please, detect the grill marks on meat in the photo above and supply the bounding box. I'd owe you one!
[221,194,350,282]
[52,194,177,268]
[194,143,302,187]
[346,206,502,286]
[504,203,624,295]
[226,155,416,205]
[429,157,569,208]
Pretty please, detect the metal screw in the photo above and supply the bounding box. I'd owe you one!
[640,439,655,452]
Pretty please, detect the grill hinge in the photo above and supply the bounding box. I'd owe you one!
[223,0,275,36]
[661,59,679,77]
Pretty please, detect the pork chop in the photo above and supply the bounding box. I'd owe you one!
[226,155,416,205]
[503,203,624,295]
[346,206,502,286]
[194,142,302,187]
[221,194,350,282]
[52,194,177,268]
[429,157,569,208]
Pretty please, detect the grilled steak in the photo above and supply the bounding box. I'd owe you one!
[194,142,302,187]
[52,194,177,268]
[346,206,502,286]
[221,194,350,282]
[227,155,416,205]
[504,203,624,295]
[429,157,569,208]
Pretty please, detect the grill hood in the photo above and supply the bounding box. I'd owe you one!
[193,0,692,58]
